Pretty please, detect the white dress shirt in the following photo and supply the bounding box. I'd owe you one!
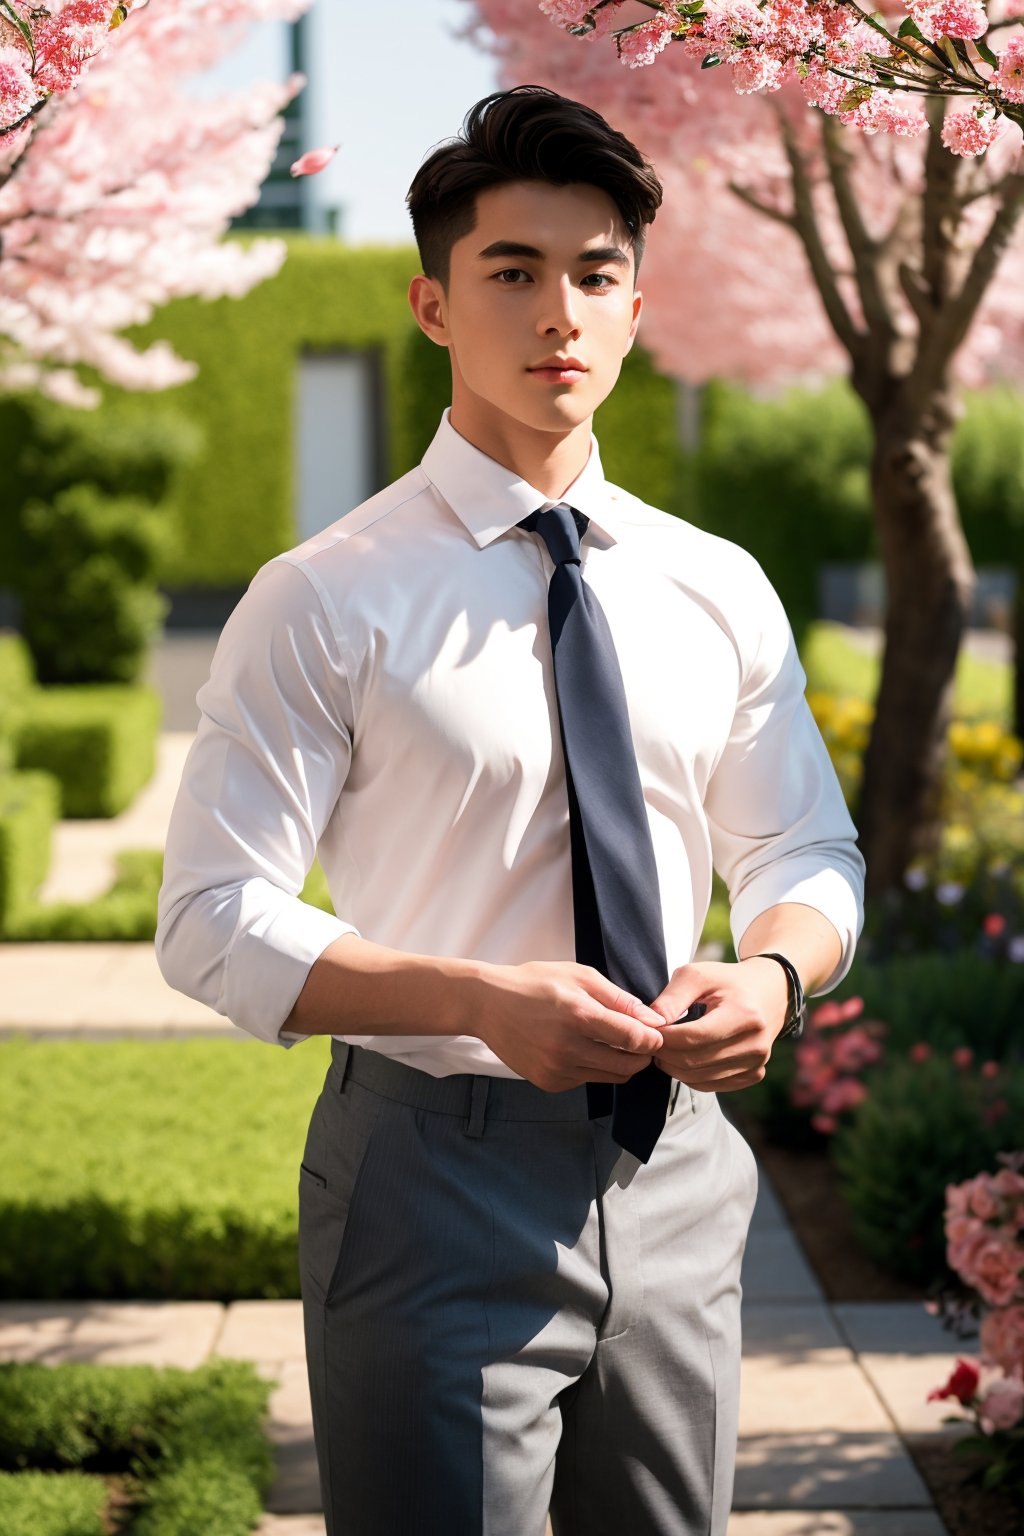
[157,408,865,1075]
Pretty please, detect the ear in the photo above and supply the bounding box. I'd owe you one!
[408,273,451,348]
[623,288,643,355]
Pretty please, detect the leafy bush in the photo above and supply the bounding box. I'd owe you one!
[0,634,35,777]
[0,1036,331,1299]
[17,485,170,686]
[15,684,161,818]
[0,1357,272,1536]
[4,849,162,942]
[832,1055,1024,1286]
[0,771,59,937]
[0,1471,107,1536]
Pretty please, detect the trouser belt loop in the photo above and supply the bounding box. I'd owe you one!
[464,1075,489,1138]
[332,1041,352,1094]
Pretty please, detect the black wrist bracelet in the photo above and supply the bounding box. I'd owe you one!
[750,951,806,1041]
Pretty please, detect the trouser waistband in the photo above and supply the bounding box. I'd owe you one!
[329,1039,597,1137]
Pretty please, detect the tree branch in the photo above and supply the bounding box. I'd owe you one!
[775,112,864,360]
[820,113,897,341]
[727,180,795,227]
[914,169,1024,383]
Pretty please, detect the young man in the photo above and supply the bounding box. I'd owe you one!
[157,85,864,1536]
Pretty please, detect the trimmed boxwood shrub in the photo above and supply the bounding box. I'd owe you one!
[18,485,170,686]
[0,1470,106,1536]
[0,1357,273,1536]
[3,849,163,943]
[15,684,162,818]
[832,1054,1024,1287]
[0,1036,331,1300]
[0,635,35,777]
[0,771,59,937]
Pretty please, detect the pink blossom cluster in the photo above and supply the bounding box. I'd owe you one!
[0,0,313,403]
[790,995,885,1135]
[928,1163,1024,1437]
[0,0,121,134]
[946,1167,1024,1310]
[540,0,1024,152]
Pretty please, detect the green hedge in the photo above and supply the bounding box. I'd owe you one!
[4,849,162,943]
[15,684,162,818]
[17,484,170,686]
[0,772,59,937]
[0,1357,272,1536]
[0,1036,332,1300]
[0,635,35,776]
[34,238,680,587]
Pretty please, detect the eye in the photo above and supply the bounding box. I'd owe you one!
[493,268,530,283]
[583,273,616,289]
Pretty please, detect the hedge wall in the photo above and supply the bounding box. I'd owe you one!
[76,237,681,588]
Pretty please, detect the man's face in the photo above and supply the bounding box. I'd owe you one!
[418,179,642,437]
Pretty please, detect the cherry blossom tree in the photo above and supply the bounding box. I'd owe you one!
[467,0,1024,893]
[0,0,312,409]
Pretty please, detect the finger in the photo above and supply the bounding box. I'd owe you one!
[576,1041,655,1079]
[585,1006,665,1054]
[581,969,665,1030]
[658,1004,752,1060]
[680,1059,766,1089]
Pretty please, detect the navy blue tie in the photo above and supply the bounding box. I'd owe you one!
[519,503,671,1163]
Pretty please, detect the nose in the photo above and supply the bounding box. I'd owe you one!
[537,273,581,341]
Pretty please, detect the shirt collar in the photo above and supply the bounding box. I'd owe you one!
[421,407,619,549]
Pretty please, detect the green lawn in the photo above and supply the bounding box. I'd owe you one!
[802,621,1012,724]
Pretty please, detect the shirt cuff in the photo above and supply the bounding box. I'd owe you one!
[728,861,863,995]
[218,892,359,1048]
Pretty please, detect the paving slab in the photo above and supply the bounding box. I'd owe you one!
[0,944,230,1032]
[832,1302,977,1436]
[741,1229,824,1303]
[748,1168,787,1234]
[733,1431,933,1509]
[256,1519,327,1536]
[263,1359,321,1516]
[0,1301,225,1368]
[739,1354,892,1436]
[216,1301,306,1364]
[742,1302,849,1358]
[727,1514,947,1535]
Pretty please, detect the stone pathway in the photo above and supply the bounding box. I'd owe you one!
[0,723,962,1532]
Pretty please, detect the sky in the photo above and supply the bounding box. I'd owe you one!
[193,1,501,245]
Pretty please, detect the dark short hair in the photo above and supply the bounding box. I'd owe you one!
[406,85,662,290]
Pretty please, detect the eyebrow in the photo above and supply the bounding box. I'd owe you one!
[475,239,630,267]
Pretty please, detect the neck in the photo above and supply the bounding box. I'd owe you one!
[448,398,592,501]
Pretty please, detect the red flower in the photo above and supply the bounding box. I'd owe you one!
[927,1357,980,1406]
[983,913,1007,938]
[952,1046,974,1071]
[909,1042,932,1063]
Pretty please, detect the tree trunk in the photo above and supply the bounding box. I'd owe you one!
[856,386,976,898]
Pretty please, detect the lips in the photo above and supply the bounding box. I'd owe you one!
[530,358,586,371]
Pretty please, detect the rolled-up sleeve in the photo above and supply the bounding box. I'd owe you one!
[156,557,359,1046]
[703,557,865,994]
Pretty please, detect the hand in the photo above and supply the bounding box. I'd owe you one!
[474,960,666,1093]
[647,958,790,1093]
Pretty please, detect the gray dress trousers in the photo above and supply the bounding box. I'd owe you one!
[297,1039,759,1536]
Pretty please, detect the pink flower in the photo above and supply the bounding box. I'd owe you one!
[820,1076,868,1115]
[909,0,988,37]
[730,47,787,93]
[811,1112,839,1135]
[0,45,38,129]
[290,145,339,178]
[995,37,1024,102]
[539,0,595,25]
[928,1356,981,1405]
[32,0,111,95]
[971,1236,1024,1308]
[941,109,1002,156]
[981,1060,1001,1080]
[980,1377,1024,1431]
[952,1046,974,1071]
[617,10,679,67]
[983,912,1007,938]
[832,1026,884,1073]
[810,1000,846,1029]
[909,1041,932,1063]
[839,996,865,1021]
[982,1304,1024,1377]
